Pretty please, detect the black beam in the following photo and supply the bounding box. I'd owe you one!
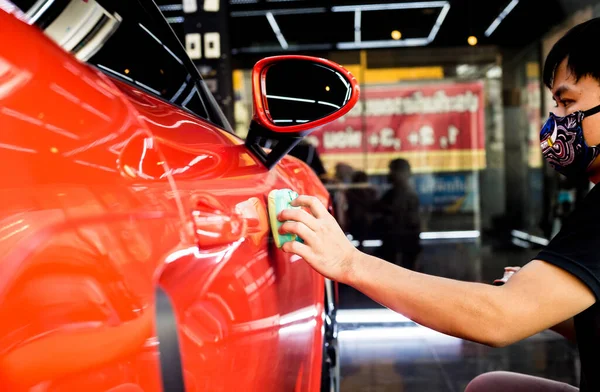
[183,0,234,125]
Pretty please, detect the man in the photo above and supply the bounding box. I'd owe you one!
[345,170,377,250]
[278,18,600,391]
[377,159,422,270]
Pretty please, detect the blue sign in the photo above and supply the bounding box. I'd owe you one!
[414,173,476,213]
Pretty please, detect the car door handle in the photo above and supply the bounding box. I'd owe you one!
[191,195,247,249]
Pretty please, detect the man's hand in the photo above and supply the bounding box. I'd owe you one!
[278,195,357,284]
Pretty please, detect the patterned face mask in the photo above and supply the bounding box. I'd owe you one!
[540,105,600,178]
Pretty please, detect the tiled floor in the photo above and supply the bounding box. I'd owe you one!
[337,239,580,392]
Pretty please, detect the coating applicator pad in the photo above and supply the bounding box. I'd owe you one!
[268,189,303,248]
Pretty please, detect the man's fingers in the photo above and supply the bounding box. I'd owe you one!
[291,196,328,219]
[282,240,314,261]
[278,208,319,231]
[280,221,318,245]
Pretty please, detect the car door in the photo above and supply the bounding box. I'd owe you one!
[126,88,327,391]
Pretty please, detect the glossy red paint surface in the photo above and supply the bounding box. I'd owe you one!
[0,11,333,391]
[252,55,360,134]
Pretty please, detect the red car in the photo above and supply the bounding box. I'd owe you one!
[0,1,359,391]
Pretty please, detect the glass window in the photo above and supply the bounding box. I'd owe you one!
[8,0,228,128]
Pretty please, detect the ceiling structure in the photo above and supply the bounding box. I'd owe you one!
[225,0,594,56]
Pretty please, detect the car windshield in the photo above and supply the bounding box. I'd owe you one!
[6,0,229,129]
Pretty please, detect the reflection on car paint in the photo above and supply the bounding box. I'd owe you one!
[1,7,331,391]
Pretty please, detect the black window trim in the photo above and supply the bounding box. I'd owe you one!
[94,65,232,132]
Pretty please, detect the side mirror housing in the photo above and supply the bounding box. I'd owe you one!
[245,55,360,169]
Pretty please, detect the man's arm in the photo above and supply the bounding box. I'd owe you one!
[495,267,577,343]
[348,254,589,347]
[278,196,595,347]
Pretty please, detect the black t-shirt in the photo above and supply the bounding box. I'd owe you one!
[535,183,600,391]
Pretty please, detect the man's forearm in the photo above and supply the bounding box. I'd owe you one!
[347,252,508,347]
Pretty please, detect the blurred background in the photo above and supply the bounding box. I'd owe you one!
[7,0,595,390]
[157,0,596,247]
[156,0,594,390]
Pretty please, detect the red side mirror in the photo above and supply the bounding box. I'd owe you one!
[252,55,360,134]
[245,56,360,169]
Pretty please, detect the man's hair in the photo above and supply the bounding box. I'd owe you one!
[352,171,368,183]
[389,158,411,173]
[543,17,600,89]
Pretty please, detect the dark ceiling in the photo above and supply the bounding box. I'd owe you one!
[225,0,595,55]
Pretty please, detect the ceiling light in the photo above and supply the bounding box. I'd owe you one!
[391,30,402,40]
[336,1,450,50]
[338,38,430,50]
[428,2,450,41]
[468,35,478,46]
[231,7,326,17]
[485,0,519,37]
[332,1,448,12]
[354,9,361,42]
[266,12,288,50]
[232,43,333,54]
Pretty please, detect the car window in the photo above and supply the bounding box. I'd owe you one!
[6,0,229,129]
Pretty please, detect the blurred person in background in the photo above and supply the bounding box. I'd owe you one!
[327,162,355,232]
[345,171,378,251]
[377,158,422,270]
[278,18,600,391]
[334,162,354,184]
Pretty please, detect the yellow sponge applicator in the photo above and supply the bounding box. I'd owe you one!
[268,189,302,248]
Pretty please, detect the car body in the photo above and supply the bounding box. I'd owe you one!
[0,1,357,390]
